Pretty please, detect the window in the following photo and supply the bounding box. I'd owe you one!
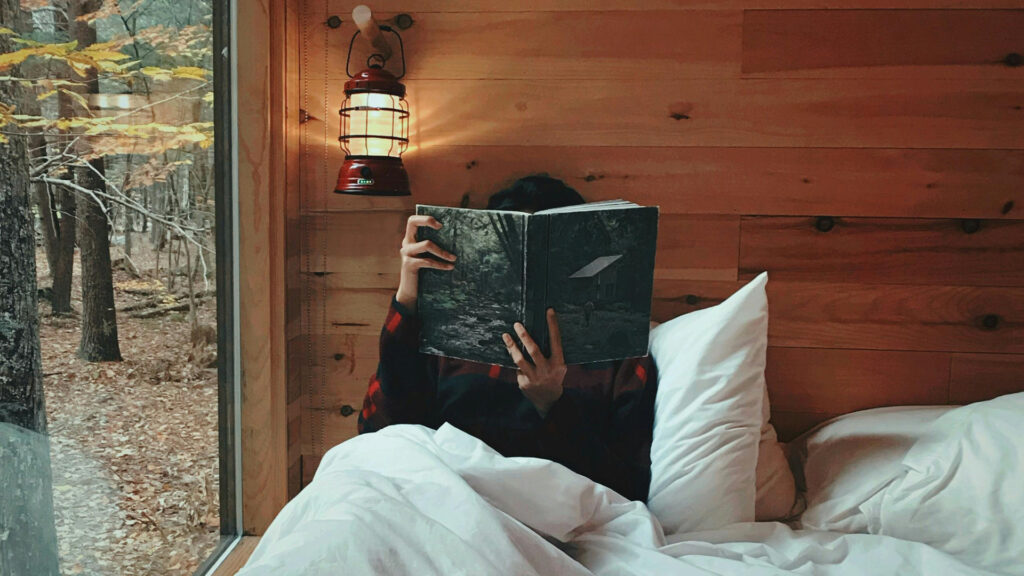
[0,0,238,573]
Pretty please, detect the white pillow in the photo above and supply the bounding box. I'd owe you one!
[789,405,955,533]
[647,272,767,535]
[874,392,1024,575]
[755,387,797,522]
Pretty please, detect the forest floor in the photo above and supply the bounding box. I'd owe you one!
[37,243,220,576]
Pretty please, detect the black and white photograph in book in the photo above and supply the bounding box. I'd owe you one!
[415,201,659,366]
[415,206,527,366]
[544,207,659,364]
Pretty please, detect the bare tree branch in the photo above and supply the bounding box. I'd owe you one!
[37,176,209,255]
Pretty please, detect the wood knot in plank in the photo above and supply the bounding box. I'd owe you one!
[668,102,693,121]
[980,314,1000,330]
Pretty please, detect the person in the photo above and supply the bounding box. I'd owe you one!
[357,175,658,502]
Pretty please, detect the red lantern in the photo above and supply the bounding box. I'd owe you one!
[335,26,410,196]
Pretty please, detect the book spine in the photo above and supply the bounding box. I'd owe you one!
[524,214,551,357]
[521,218,528,332]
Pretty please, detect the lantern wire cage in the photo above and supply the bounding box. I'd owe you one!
[338,92,409,158]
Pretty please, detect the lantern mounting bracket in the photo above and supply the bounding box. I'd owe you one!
[345,25,406,79]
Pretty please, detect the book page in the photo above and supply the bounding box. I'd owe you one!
[415,205,528,366]
[535,199,636,215]
[541,206,658,364]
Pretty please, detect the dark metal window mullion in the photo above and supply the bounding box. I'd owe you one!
[194,0,241,573]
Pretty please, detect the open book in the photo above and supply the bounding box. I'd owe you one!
[415,200,659,366]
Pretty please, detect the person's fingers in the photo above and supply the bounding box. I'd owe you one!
[410,257,455,271]
[503,333,535,376]
[401,239,456,262]
[546,308,564,365]
[399,237,448,258]
[404,215,442,245]
[513,322,548,368]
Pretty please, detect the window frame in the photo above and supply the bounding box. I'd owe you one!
[194,0,242,571]
[197,0,294,570]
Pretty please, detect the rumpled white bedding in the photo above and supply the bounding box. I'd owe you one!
[237,424,999,576]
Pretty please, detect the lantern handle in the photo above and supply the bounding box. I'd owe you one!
[345,26,406,80]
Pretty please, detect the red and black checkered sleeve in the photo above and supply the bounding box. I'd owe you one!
[537,355,658,502]
[357,296,437,434]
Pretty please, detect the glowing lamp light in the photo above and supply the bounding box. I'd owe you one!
[335,25,410,196]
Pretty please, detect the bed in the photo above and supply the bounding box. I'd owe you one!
[238,274,1023,575]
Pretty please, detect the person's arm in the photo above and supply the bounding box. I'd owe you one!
[357,296,438,433]
[359,214,455,434]
[537,356,658,502]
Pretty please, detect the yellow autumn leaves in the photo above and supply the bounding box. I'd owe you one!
[0,40,134,77]
[0,26,212,154]
[4,109,213,152]
[0,37,210,82]
[0,101,13,143]
[140,66,210,82]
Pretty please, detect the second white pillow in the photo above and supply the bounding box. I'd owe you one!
[647,273,768,535]
[875,393,1024,575]
[790,405,954,533]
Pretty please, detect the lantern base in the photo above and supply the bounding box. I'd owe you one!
[334,156,410,196]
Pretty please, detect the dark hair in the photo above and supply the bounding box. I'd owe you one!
[486,175,585,212]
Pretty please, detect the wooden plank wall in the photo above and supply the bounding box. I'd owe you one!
[290,0,1024,490]
[237,0,291,532]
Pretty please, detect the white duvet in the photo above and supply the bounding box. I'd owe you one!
[237,424,1000,576]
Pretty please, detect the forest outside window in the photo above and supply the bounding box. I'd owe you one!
[0,0,237,574]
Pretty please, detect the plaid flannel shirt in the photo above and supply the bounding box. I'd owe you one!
[358,296,658,502]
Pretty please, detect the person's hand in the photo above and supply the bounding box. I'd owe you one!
[502,308,567,417]
[396,215,456,311]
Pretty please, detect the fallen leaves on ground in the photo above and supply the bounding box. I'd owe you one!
[39,247,220,575]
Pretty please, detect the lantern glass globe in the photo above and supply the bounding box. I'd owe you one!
[340,92,409,158]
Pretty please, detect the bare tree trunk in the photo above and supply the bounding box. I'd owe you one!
[35,183,76,316]
[184,239,198,330]
[0,20,48,451]
[0,1,61,572]
[76,159,122,362]
[167,167,177,289]
[124,186,134,258]
[142,187,150,232]
[50,88,82,317]
[42,9,84,317]
[22,16,77,315]
[71,0,121,361]
[34,180,59,275]
[150,183,166,248]
[49,189,76,316]
[151,183,166,280]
